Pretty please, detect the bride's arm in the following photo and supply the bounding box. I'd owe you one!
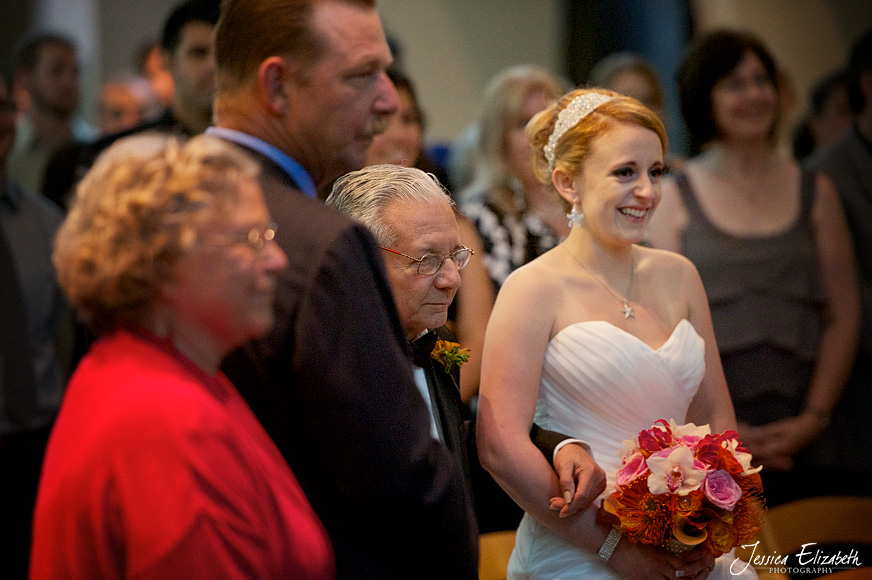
[680,256,737,434]
[476,265,571,527]
[476,264,696,580]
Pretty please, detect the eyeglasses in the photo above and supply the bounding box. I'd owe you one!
[380,246,474,275]
[208,223,277,251]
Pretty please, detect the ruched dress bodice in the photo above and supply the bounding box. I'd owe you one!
[535,320,704,490]
[509,320,755,580]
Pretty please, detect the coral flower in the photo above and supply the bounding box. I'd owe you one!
[706,517,738,557]
[647,445,707,495]
[615,479,673,545]
[731,474,767,543]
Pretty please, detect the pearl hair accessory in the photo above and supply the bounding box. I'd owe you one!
[544,92,616,169]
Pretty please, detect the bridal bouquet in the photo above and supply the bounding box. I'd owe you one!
[597,419,766,557]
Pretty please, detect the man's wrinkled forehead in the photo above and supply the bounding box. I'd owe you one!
[309,0,392,68]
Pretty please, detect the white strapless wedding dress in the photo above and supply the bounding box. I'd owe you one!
[507,320,756,580]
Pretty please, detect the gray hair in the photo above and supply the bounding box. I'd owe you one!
[326,164,454,247]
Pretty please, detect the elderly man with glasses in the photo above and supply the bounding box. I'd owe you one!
[327,163,605,533]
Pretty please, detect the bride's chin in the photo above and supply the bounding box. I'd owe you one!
[609,230,645,246]
[623,224,650,244]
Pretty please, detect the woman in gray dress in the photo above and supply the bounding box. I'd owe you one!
[647,30,859,506]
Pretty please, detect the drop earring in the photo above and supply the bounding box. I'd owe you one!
[567,206,583,228]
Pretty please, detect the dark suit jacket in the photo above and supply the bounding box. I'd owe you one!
[411,328,570,533]
[221,147,478,580]
[410,328,471,479]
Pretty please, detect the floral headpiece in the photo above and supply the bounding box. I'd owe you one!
[544,92,615,169]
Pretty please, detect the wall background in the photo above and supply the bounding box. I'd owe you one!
[378,0,562,143]
[4,0,871,154]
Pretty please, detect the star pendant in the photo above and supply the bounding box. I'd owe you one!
[621,300,635,319]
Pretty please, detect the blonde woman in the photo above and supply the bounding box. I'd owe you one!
[31,134,334,580]
[460,65,570,292]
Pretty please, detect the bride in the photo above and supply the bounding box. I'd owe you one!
[476,88,755,580]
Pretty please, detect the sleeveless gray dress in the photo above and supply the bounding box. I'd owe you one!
[674,170,825,426]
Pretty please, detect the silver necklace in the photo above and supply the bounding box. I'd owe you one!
[563,246,635,319]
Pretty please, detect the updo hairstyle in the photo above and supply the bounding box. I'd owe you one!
[526,88,667,208]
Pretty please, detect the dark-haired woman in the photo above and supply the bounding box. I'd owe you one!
[648,30,859,506]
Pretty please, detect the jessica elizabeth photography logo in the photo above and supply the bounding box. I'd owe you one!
[731,541,865,577]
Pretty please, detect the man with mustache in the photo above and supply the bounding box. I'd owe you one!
[210,1,477,578]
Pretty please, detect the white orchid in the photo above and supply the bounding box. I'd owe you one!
[668,419,711,444]
[722,437,763,475]
[618,436,640,460]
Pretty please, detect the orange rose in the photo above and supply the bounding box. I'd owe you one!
[706,517,738,557]
[430,340,470,373]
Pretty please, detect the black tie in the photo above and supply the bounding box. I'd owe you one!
[0,221,39,428]
[408,330,438,368]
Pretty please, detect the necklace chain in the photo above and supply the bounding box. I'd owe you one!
[563,246,635,319]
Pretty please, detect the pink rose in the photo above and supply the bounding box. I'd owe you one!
[616,452,648,487]
[702,469,743,510]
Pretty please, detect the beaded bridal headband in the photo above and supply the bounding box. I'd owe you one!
[543,92,616,169]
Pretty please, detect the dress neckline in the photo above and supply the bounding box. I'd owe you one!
[676,169,812,242]
[549,318,694,353]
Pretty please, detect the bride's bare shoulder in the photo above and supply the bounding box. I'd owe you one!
[637,245,701,289]
[638,244,694,270]
[498,249,569,304]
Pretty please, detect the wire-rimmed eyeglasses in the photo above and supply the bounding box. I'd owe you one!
[380,246,474,275]
[208,222,278,251]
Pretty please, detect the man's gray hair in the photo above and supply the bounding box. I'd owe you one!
[326,164,454,247]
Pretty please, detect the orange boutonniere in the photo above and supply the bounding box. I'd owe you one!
[431,340,470,374]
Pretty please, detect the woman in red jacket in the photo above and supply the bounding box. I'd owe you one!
[31,133,334,580]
